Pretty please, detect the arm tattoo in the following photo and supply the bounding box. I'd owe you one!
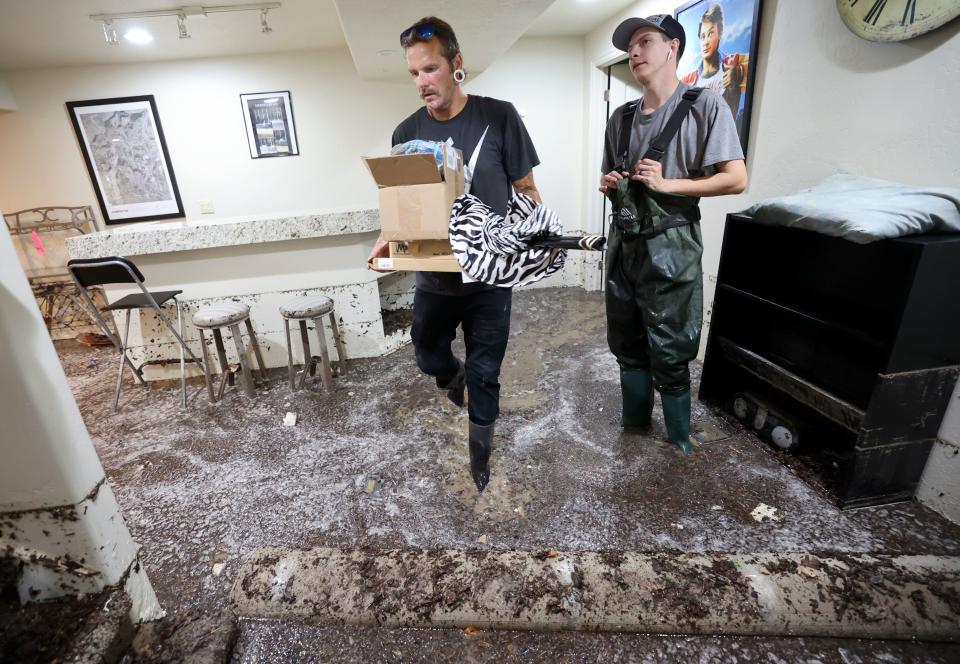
[512,171,541,203]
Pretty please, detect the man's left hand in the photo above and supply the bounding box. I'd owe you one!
[632,158,673,193]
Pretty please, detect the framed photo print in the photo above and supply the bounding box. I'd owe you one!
[240,91,300,159]
[675,0,763,157]
[66,95,184,225]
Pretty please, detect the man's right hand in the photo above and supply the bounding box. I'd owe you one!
[367,237,392,272]
[599,170,628,196]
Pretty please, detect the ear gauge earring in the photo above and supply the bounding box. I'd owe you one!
[453,68,466,83]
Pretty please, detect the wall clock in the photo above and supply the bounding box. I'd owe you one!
[837,0,960,41]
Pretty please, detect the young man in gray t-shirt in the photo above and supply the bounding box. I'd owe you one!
[600,14,747,454]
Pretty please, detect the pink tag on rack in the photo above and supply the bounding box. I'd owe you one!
[31,229,46,256]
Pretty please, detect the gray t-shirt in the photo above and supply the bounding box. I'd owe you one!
[602,82,743,180]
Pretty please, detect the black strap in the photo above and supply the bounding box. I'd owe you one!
[616,100,640,173]
[637,211,701,240]
[642,88,703,162]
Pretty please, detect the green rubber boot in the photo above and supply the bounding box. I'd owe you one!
[661,391,694,455]
[619,368,654,429]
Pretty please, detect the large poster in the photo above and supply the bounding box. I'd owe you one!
[675,0,762,156]
[66,96,184,225]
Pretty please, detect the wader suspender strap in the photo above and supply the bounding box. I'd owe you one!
[642,87,703,162]
[617,88,702,171]
[616,100,640,173]
[615,87,705,240]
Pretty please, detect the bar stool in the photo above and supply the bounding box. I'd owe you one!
[192,302,267,400]
[279,295,347,392]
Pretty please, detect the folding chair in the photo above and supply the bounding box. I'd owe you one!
[67,257,214,413]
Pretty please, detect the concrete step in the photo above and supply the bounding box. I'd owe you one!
[231,618,960,663]
[231,547,960,641]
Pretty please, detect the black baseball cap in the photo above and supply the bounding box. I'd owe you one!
[612,14,686,60]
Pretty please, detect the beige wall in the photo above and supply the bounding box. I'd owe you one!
[0,40,589,238]
[467,36,586,235]
[0,48,419,222]
[0,77,14,112]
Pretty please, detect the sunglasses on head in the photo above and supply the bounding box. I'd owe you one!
[401,22,435,42]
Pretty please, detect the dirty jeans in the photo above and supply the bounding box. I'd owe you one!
[411,287,512,426]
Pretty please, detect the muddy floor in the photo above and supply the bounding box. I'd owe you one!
[231,620,960,664]
[51,287,960,662]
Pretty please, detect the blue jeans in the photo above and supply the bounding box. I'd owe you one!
[411,287,512,426]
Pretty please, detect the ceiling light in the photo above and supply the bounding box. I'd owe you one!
[90,3,281,45]
[124,28,155,45]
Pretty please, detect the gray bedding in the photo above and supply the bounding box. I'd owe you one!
[743,174,960,243]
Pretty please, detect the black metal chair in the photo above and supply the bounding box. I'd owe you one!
[67,256,214,412]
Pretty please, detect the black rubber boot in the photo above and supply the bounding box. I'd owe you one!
[661,391,694,455]
[439,360,465,408]
[619,368,654,429]
[468,420,494,493]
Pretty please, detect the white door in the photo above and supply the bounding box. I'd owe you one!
[607,60,644,115]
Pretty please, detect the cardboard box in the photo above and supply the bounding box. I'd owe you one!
[389,239,453,258]
[362,144,464,241]
[369,240,462,273]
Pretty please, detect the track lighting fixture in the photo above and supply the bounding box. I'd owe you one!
[90,3,280,44]
[177,13,190,39]
[102,19,119,46]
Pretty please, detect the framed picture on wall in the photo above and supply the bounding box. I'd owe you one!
[66,95,184,225]
[675,0,763,157]
[240,90,300,159]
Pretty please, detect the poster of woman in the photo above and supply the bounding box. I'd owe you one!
[675,0,762,155]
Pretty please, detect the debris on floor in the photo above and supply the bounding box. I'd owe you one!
[76,332,112,347]
[39,288,960,662]
[364,477,382,498]
[282,412,297,426]
[750,503,779,523]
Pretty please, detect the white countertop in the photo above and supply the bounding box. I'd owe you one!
[66,208,380,259]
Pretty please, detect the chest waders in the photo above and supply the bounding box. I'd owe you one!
[605,88,704,454]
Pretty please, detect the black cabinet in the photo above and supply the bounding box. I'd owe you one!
[700,214,960,508]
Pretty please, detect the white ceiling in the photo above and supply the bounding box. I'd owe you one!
[524,0,636,37]
[0,0,638,74]
[0,0,346,71]
[333,0,554,80]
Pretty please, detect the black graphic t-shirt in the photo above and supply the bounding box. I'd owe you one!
[392,95,540,295]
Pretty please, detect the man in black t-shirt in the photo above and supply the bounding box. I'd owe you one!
[367,17,541,493]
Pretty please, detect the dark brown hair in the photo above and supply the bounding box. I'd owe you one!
[699,3,725,38]
[400,17,461,67]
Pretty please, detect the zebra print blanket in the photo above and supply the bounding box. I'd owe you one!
[449,193,566,287]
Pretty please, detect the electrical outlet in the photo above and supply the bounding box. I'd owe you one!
[199,200,215,214]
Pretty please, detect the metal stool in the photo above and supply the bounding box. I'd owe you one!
[193,302,267,400]
[280,295,347,392]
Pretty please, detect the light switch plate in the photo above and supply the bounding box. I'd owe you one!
[199,200,215,214]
